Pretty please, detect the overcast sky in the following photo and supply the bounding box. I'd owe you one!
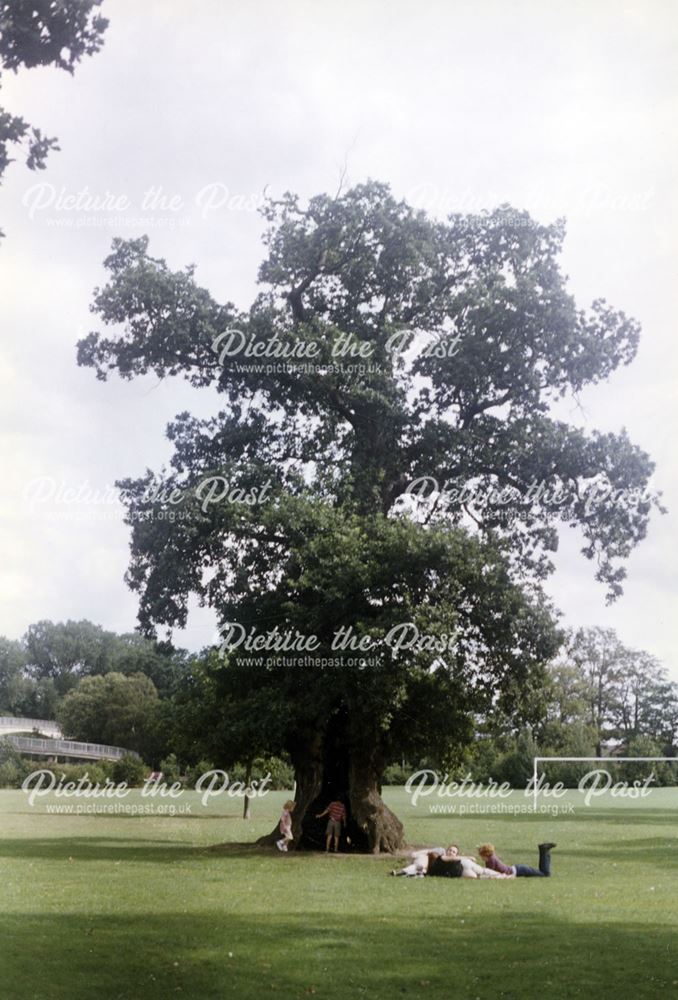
[1,0,676,675]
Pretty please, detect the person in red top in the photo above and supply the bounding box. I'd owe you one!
[315,798,347,853]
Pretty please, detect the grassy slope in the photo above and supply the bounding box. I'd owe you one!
[1,787,677,1000]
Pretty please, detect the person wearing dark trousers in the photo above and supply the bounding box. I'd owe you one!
[478,842,556,877]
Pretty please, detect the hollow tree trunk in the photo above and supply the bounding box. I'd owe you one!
[256,729,324,847]
[256,710,405,853]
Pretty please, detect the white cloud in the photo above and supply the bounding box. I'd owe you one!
[0,0,675,673]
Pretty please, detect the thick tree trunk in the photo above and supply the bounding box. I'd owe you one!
[256,710,405,853]
[256,729,324,848]
[348,745,404,854]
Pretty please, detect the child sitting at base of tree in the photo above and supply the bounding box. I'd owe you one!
[276,800,295,852]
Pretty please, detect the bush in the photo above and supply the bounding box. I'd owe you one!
[0,753,119,788]
[459,739,502,784]
[186,759,215,789]
[253,755,294,790]
[226,756,294,791]
[488,732,539,789]
[78,762,112,785]
[112,754,147,786]
[382,762,413,785]
[622,736,677,786]
[0,759,21,787]
[183,755,294,791]
[0,737,23,766]
[536,721,598,786]
[158,753,183,785]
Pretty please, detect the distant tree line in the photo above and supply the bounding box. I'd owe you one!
[0,619,295,790]
[1,621,676,788]
[387,626,678,787]
[0,620,190,761]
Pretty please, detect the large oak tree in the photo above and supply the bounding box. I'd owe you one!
[78,183,660,850]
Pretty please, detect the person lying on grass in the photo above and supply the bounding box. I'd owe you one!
[426,851,464,878]
[444,844,513,879]
[390,846,446,877]
[391,844,512,879]
[478,842,556,877]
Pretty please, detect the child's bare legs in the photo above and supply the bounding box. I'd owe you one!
[276,833,293,852]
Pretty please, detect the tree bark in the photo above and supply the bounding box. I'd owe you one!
[256,729,324,847]
[256,712,405,853]
[348,744,404,854]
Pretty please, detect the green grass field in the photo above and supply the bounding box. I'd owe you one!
[1,786,677,999]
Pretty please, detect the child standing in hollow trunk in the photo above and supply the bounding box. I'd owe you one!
[316,798,347,853]
[276,800,295,852]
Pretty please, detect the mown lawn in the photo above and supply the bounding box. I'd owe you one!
[1,786,677,999]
